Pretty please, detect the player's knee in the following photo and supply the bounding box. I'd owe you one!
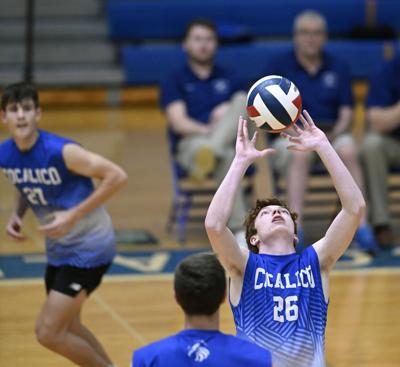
[35,323,61,349]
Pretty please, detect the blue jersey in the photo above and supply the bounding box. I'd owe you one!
[132,329,272,367]
[231,246,328,367]
[0,130,116,268]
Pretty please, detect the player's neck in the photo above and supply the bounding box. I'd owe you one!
[258,236,296,255]
[14,130,39,151]
[184,312,219,331]
[188,59,213,80]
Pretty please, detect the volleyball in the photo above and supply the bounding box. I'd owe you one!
[246,75,302,132]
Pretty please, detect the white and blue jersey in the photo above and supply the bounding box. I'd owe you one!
[132,329,272,367]
[231,246,328,367]
[0,130,116,268]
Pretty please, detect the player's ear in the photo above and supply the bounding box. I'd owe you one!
[250,235,259,247]
[35,107,42,123]
[293,235,299,246]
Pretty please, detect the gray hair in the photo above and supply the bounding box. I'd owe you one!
[293,10,327,32]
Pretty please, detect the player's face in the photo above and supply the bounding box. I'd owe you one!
[183,25,217,65]
[254,205,295,240]
[2,99,41,141]
[294,19,326,58]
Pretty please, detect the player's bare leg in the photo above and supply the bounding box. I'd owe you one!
[69,311,113,366]
[35,290,113,367]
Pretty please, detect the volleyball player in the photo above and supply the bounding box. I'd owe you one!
[0,82,127,367]
[132,253,273,367]
[205,112,365,366]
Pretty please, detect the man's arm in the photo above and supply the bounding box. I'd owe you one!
[285,111,365,272]
[330,106,352,139]
[205,117,274,276]
[165,101,210,136]
[368,101,400,133]
[38,143,128,238]
[6,191,29,240]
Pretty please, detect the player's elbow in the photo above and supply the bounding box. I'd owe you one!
[112,167,128,189]
[349,198,366,219]
[204,216,224,235]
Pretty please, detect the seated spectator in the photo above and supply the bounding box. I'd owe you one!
[361,53,400,249]
[131,253,273,367]
[264,10,378,254]
[160,19,250,236]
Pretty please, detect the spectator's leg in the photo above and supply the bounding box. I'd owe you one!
[287,151,311,224]
[361,133,400,247]
[208,92,249,153]
[335,134,379,253]
[213,148,248,233]
[360,133,390,227]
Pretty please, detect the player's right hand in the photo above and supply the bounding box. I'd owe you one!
[6,213,26,241]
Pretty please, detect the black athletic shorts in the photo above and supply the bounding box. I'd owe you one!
[45,263,111,297]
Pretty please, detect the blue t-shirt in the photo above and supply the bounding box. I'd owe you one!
[367,54,400,138]
[0,130,116,267]
[160,63,245,153]
[132,329,272,367]
[265,50,353,133]
[231,246,328,367]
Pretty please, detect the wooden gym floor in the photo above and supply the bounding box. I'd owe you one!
[0,106,399,367]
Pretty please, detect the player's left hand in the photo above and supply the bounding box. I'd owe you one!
[37,209,79,239]
[281,110,328,152]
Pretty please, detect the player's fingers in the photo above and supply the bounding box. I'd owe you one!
[260,148,276,157]
[303,110,315,127]
[6,226,26,240]
[280,132,292,139]
[251,130,258,144]
[298,114,309,129]
[237,116,244,137]
[243,119,249,140]
[292,123,303,135]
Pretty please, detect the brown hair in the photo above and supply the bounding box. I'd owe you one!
[183,18,217,40]
[244,198,298,253]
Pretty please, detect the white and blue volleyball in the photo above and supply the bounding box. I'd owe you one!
[246,75,302,133]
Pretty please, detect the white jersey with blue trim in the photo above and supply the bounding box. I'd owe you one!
[230,246,328,367]
[0,130,116,268]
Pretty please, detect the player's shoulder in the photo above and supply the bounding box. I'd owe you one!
[133,334,179,360]
[0,137,15,165]
[39,130,77,152]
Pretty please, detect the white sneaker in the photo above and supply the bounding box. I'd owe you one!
[234,230,248,249]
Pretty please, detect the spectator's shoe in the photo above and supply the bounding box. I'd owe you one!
[354,224,380,257]
[295,227,306,253]
[374,225,393,250]
[191,147,215,182]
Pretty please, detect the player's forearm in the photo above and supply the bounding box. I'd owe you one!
[368,102,400,133]
[13,192,29,218]
[71,167,128,221]
[316,141,365,215]
[205,157,248,232]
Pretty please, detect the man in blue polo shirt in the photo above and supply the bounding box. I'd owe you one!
[160,18,249,235]
[264,10,378,254]
[361,54,400,249]
[131,253,273,367]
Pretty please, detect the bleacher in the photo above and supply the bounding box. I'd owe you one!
[106,0,400,241]
[106,0,400,88]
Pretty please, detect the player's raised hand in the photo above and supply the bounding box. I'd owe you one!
[6,213,26,241]
[37,209,79,239]
[235,116,275,164]
[281,110,328,152]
